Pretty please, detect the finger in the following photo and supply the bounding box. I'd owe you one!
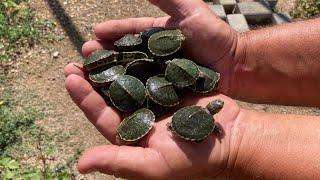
[65,74,121,143]
[77,145,170,179]
[64,63,85,78]
[82,40,114,57]
[148,0,208,18]
[94,17,170,41]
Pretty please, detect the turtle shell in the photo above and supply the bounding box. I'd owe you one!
[169,106,215,141]
[117,51,149,65]
[191,66,220,93]
[83,49,118,71]
[141,27,165,51]
[146,75,180,107]
[125,59,160,83]
[109,75,146,112]
[141,27,165,43]
[114,34,143,52]
[89,65,125,87]
[165,58,200,88]
[117,108,155,143]
[148,29,185,57]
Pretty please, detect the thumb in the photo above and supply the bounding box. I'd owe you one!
[148,0,208,18]
[77,145,171,179]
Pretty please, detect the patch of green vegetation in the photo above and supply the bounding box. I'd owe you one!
[291,0,320,19]
[0,0,55,61]
[0,90,37,155]
[0,156,74,180]
[0,89,80,179]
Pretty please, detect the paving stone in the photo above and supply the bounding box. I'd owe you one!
[271,13,292,24]
[207,4,227,20]
[235,2,273,24]
[266,0,278,9]
[226,14,250,32]
[213,0,237,14]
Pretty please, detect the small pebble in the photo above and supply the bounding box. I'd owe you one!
[52,51,60,58]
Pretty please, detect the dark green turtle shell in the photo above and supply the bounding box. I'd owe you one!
[117,51,149,65]
[89,65,125,87]
[125,59,160,83]
[191,66,220,93]
[148,29,185,57]
[83,49,118,71]
[109,75,146,112]
[165,58,200,88]
[117,108,155,142]
[169,106,215,141]
[114,34,143,52]
[146,75,180,107]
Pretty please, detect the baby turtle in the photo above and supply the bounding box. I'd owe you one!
[114,34,143,52]
[117,51,149,65]
[148,29,185,57]
[117,108,155,144]
[191,66,220,93]
[165,58,200,88]
[146,75,180,107]
[125,59,160,83]
[109,75,146,112]
[168,99,224,142]
[83,49,118,71]
[88,65,125,87]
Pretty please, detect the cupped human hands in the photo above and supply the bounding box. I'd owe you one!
[64,62,241,179]
[82,0,243,94]
[64,0,248,178]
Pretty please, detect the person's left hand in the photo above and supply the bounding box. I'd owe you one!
[64,63,242,179]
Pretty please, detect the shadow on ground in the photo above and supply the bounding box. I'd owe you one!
[44,0,86,55]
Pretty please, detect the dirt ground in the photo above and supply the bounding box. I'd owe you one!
[7,0,319,179]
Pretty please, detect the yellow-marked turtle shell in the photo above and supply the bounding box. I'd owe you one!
[117,108,155,143]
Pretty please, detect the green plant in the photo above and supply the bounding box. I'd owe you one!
[291,0,320,19]
[0,157,72,180]
[0,157,40,180]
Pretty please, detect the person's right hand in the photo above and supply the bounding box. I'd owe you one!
[82,0,244,95]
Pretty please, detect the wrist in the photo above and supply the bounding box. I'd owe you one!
[222,109,267,179]
[224,31,249,99]
[215,31,249,99]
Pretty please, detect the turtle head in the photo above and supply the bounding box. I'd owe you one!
[206,99,224,115]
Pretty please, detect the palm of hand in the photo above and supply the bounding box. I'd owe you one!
[133,95,240,179]
[64,66,240,179]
